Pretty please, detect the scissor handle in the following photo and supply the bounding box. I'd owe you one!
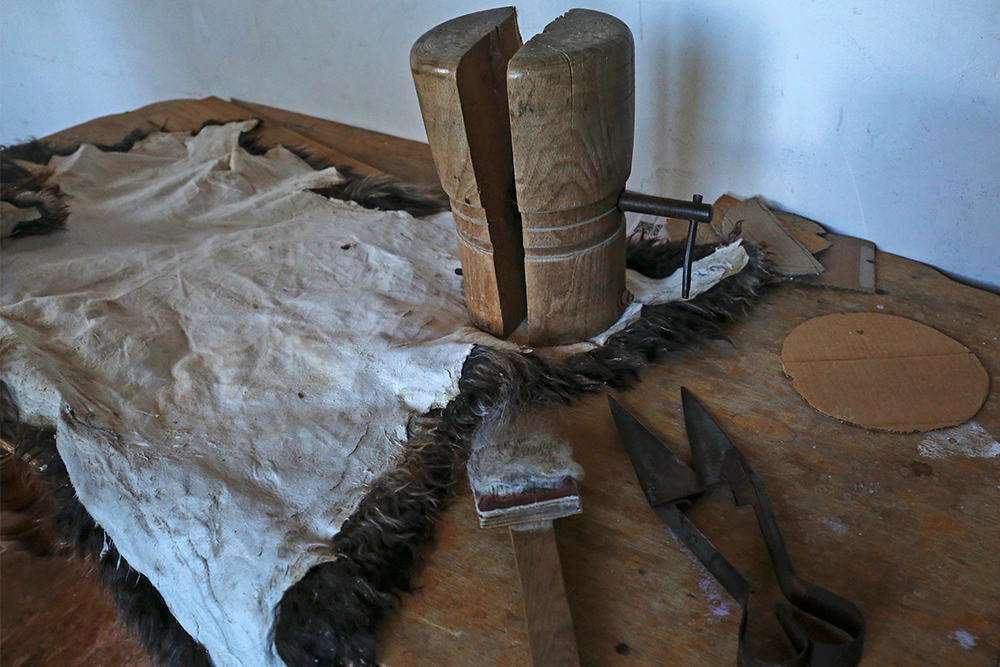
[722,450,866,667]
[654,498,863,667]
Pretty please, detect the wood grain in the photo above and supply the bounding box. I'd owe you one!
[384,255,1000,665]
[507,9,635,345]
[40,97,250,148]
[230,99,443,192]
[39,96,382,177]
[411,8,527,337]
[510,522,582,667]
[30,99,1000,667]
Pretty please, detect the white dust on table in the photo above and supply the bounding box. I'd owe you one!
[821,517,849,535]
[695,572,740,623]
[919,422,1000,459]
[948,629,977,650]
[670,532,740,624]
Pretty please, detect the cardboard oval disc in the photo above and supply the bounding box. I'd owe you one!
[781,313,990,432]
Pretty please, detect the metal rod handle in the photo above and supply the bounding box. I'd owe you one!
[618,191,712,298]
[617,190,713,224]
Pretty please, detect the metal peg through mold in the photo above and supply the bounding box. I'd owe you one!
[617,191,713,299]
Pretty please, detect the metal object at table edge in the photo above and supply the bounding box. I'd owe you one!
[607,388,865,667]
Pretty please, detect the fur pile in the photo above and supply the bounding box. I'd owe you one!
[2,126,773,667]
[0,157,69,238]
[1,128,157,238]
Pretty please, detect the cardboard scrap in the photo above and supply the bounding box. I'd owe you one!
[713,194,877,293]
[781,313,990,432]
[793,232,877,294]
[624,210,722,244]
[772,209,832,254]
[665,218,722,244]
[770,208,828,237]
[712,195,825,276]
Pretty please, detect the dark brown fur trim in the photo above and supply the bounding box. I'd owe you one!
[310,167,449,218]
[1,384,64,555]
[284,144,449,218]
[189,130,448,217]
[273,240,774,666]
[313,167,448,218]
[2,127,156,238]
[1,157,69,237]
[0,139,69,165]
[1,129,153,166]
[0,383,214,667]
[0,120,448,236]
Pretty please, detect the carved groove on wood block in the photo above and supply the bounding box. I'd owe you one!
[411,7,526,337]
[413,8,635,345]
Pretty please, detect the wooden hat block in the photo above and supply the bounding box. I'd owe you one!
[509,10,634,346]
[412,8,634,346]
[411,8,526,339]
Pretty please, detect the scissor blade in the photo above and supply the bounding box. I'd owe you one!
[608,395,701,507]
[680,387,739,489]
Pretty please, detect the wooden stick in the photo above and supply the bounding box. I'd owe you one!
[510,521,582,667]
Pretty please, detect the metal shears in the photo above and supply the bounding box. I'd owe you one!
[608,388,865,667]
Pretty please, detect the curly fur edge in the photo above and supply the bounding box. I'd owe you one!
[2,122,774,667]
[284,145,449,218]
[0,383,215,667]
[272,240,775,666]
[1,383,64,556]
[1,127,156,238]
[0,157,69,238]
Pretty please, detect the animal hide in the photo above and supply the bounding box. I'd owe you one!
[0,121,772,667]
[0,157,68,238]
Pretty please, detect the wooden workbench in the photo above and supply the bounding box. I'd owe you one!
[23,99,1000,666]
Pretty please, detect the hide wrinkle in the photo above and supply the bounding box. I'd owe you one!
[1,124,773,667]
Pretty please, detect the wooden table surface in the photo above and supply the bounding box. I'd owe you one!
[38,98,1000,667]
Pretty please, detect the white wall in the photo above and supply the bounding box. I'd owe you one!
[2,1,998,290]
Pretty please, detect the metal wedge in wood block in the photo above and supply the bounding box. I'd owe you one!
[411,7,527,338]
[507,9,634,346]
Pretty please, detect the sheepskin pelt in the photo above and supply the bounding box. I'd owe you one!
[1,122,773,667]
[1,157,69,238]
[1,129,162,239]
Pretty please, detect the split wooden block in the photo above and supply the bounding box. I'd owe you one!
[412,8,634,345]
[411,8,526,338]
[508,10,634,346]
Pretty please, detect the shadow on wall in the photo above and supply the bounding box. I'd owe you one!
[644,6,767,201]
[767,84,1000,292]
